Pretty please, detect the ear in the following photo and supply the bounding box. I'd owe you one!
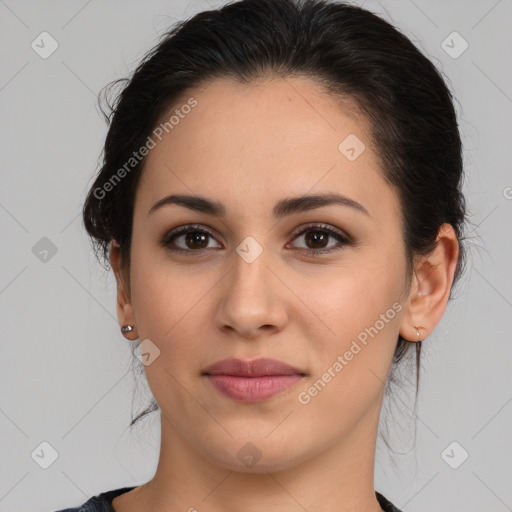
[110,240,139,340]
[399,223,460,342]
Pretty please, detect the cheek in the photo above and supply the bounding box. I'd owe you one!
[128,254,208,405]
[129,239,202,334]
[303,256,402,337]
[293,276,403,430]
[128,245,220,385]
[297,251,405,384]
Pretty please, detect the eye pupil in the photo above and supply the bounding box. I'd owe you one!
[186,232,209,249]
[163,224,346,256]
[306,231,328,249]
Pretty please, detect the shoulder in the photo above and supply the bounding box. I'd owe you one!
[376,491,405,512]
[54,486,136,512]
[53,496,107,512]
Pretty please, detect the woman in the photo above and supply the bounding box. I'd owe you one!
[56,0,466,510]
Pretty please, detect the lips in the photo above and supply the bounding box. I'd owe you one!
[201,357,306,377]
[202,358,306,402]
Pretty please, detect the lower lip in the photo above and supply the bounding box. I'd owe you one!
[205,374,304,402]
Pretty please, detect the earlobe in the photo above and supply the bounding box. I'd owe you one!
[110,240,139,340]
[399,223,460,343]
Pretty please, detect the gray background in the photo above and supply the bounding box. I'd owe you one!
[1,1,511,511]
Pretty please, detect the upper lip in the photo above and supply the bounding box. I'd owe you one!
[202,358,306,377]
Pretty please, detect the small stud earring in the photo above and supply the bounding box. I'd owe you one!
[121,325,134,334]
[414,325,423,342]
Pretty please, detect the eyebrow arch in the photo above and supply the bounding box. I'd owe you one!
[148,192,370,218]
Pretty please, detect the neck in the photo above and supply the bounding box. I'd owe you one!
[137,406,384,512]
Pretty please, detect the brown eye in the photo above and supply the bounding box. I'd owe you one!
[303,230,329,249]
[183,231,209,250]
[161,223,351,257]
[289,224,351,256]
[161,225,221,253]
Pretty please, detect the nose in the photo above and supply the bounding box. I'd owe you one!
[215,244,288,340]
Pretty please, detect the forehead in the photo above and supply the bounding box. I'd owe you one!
[135,76,399,223]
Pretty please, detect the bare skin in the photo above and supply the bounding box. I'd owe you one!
[110,76,459,512]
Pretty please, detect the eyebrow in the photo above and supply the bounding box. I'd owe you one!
[148,192,370,219]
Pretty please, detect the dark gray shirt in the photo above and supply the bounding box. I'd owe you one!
[54,486,405,511]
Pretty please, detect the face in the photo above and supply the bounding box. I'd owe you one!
[117,76,412,472]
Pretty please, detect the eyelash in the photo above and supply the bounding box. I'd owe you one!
[160,223,352,258]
